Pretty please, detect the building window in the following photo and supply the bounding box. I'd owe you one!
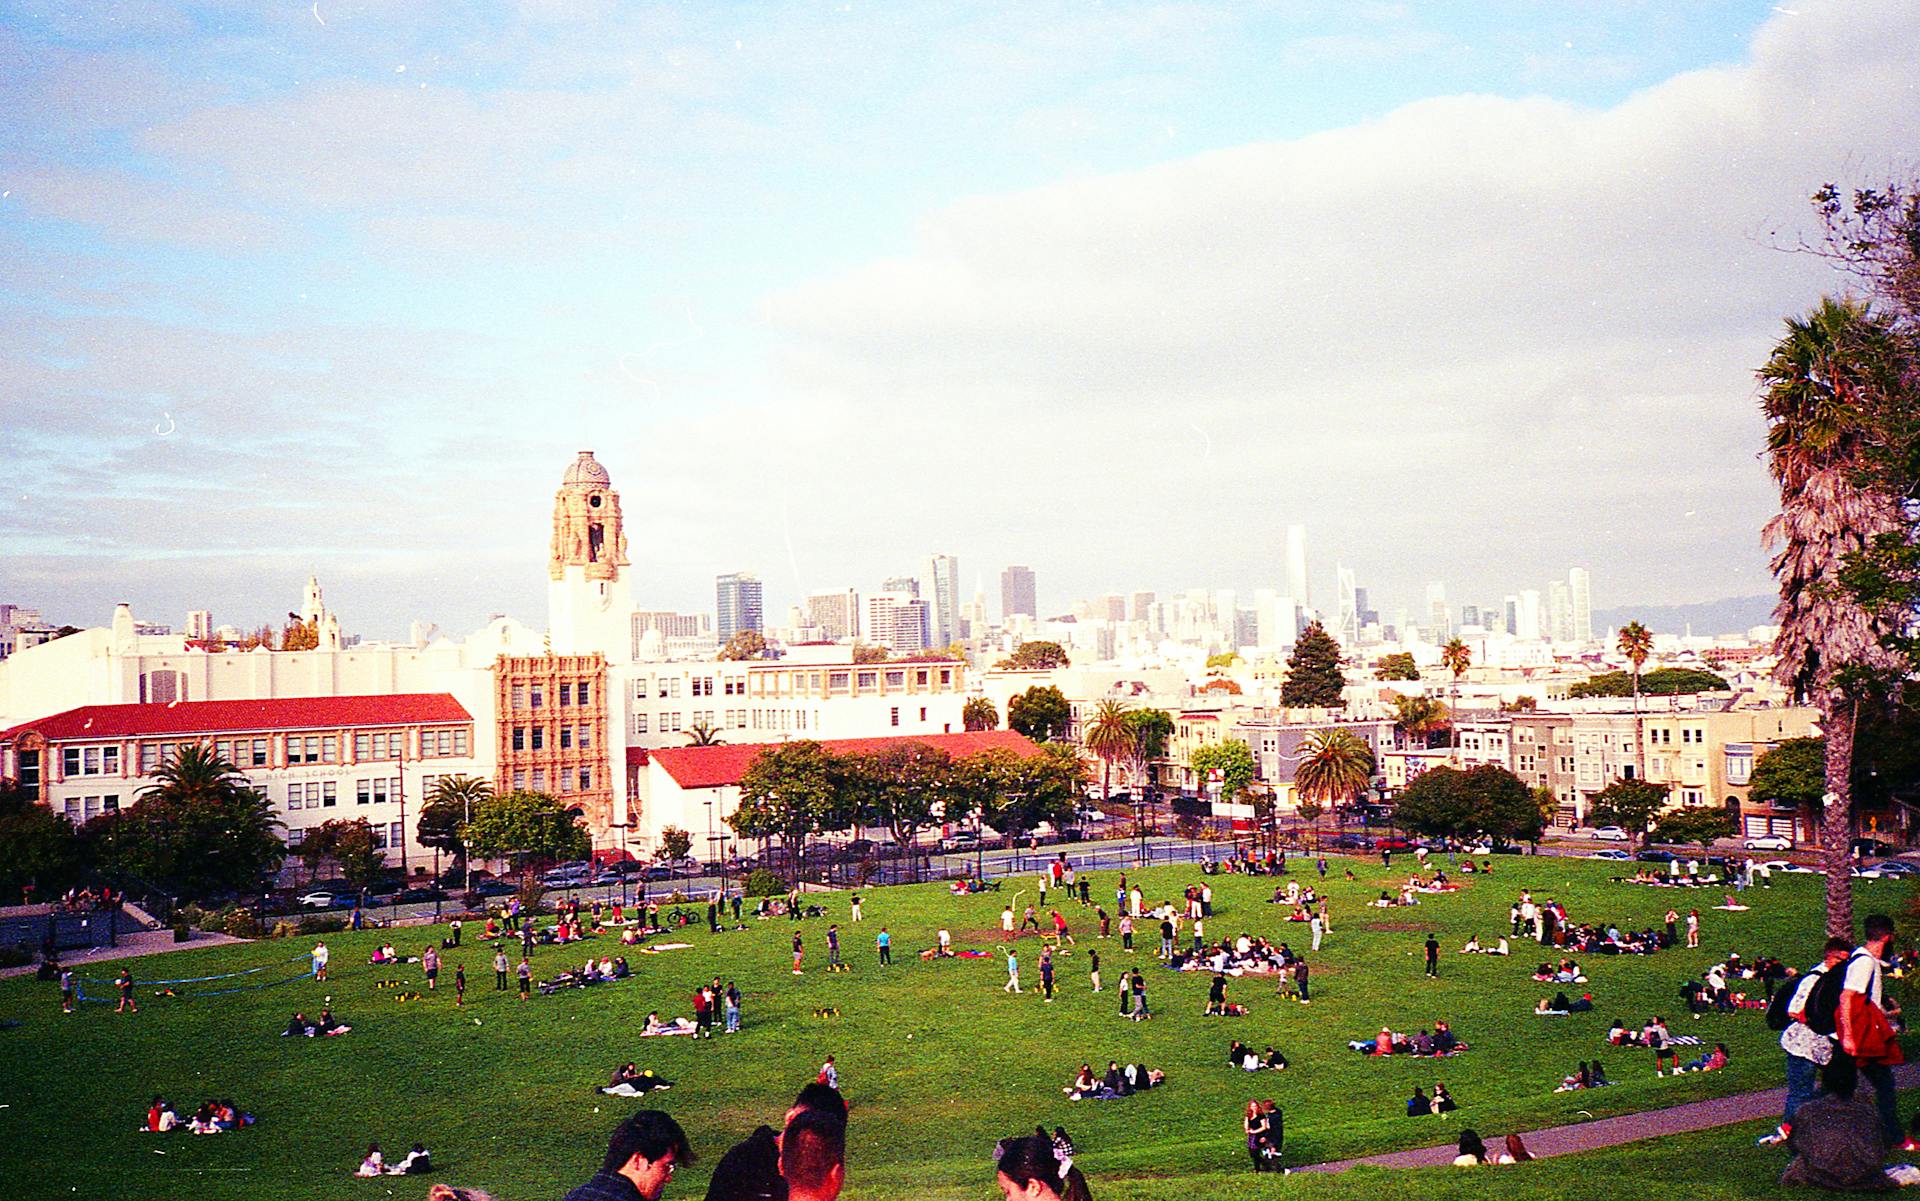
[919,707,927,722]
[531,727,545,751]
[668,679,680,698]
[322,736,338,763]
[886,670,906,688]
[513,771,527,790]
[530,685,544,709]
[632,714,649,735]
[939,669,952,686]
[287,827,306,847]
[354,733,371,759]
[62,748,79,776]
[372,824,389,850]
[357,780,372,805]
[512,685,527,710]
[390,821,404,846]
[18,749,40,788]
[858,672,878,690]
[560,727,573,749]
[579,682,592,705]
[512,727,525,752]
[251,739,268,767]
[559,683,572,707]
[453,729,469,756]
[323,781,337,807]
[532,769,547,792]
[890,707,900,727]
[288,784,303,810]
[578,725,593,750]
[828,672,849,693]
[578,768,592,791]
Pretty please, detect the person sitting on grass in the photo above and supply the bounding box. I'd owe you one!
[604,1064,674,1096]
[143,1097,179,1132]
[1407,1087,1433,1116]
[1680,1043,1729,1073]
[1064,1064,1101,1099]
[283,1012,318,1038]
[1229,1040,1251,1069]
[1433,1083,1458,1113]
[1263,1045,1288,1070]
[316,1007,349,1035]
[1123,1063,1164,1090]
[1608,1019,1641,1046]
[1556,1062,1593,1092]
[387,1142,433,1175]
[355,1144,386,1177]
[642,1012,698,1036]
[1102,1061,1131,1097]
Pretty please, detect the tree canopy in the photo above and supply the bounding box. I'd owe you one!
[1294,729,1374,809]
[1124,709,1175,765]
[1569,668,1730,698]
[1392,694,1451,750]
[463,791,591,870]
[1652,806,1736,853]
[730,741,846,873]
[300,819,386,891]
[996,641,1070,670]
[961,697,999,732]
[1393,764,1537,844]
[1586,777,1672,849]
[718,629,768,661]
[1373,652,1420,681]
[1190,740,1256,803]
[0,777,82,904]
[84,748,286,900]
[1007,685,1072,743]
[1280,621,1347,708]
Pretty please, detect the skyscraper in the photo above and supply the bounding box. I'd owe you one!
[715,572,764,641]
[1424,581,1451,641]
[865,591,929,653]
[1502,595,1519,636]
[1335,565,1358,643]
[1001,565,1036,620]
[1131,591,1156,621]
[1516,590,1543,640]
[1100,594,1127,622]
[805,589,861,640]
[1568,567,1593,643]
[924,554,960,649]
[1285,524,1310,611]
[1548,579,1573,643]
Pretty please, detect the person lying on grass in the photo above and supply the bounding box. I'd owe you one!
[603,1064,675,1096]
[641,1012,699,1036]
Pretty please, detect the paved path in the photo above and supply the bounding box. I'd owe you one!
[1295,1063,1920,1172]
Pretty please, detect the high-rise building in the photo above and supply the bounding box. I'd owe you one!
[865,591,929,654]
[1335,566,1358,643]
[185,610,213,640]
[1100,594,1127,623]
[1516,590,1543,640]
[1502,595,1519,636]
[1001,566,1036,620]
[1130,591,1156,622]
[1255,590,1300,648]
[715,572,764,642]
[1424,581,1451,642]
[1548,580,1573,643]
[1285,524,1310,610]
[1568,567,1593,643]
[882,576,919,597]
[804,589,861,641]
[924,554,959,649]
[1460,604,1482,630]
[1233,608,1260,649]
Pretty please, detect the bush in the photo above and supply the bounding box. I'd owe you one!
[0,944,33,969]
[297,914,348,935]
[174,903,210,930]
[221,908,268,939]
[269,920,301,940]
[743,869,787,897]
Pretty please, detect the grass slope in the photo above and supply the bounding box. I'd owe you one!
[0,855,1905,1201]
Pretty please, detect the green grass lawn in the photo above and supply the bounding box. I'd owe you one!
[0,855,1907,1201]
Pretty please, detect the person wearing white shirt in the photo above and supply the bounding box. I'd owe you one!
[1839,914,1901,1148]
[1760,937,1852,1146]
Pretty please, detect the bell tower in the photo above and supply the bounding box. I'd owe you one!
[547,451,633,660]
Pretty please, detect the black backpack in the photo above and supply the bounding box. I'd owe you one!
[1805,955,1866,1037]
[1764,976,1800,1031]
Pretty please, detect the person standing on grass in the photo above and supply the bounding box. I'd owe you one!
[850,893,863,923]
[1425,933,1440,979]
[1158,916,1175,960]
[311,940,330,982]
[1192,917,1205,955]
[1646,1017,1677,1076]
[494,949,510,991]
[115,967,136,1014]
[792,933,805,975]
[1040,947,1056,1003]
[1687,910,1700,949]
[1089,948,1102,994]
[1130,968,1150,1018]
[1295,958,1311,1003]
[454,964,466,1007]
[725,982,742,1034]
[818,1056,838,1089]
[1021,905,1041,933]
[1120,913,1134,953]
[1665,908,1679,946]
[1096,908,1110,939]
[1005,948,1022,994]
[827,924,842,970]
[1051,910,1075,946]
[876,927,891,966]
[1759,936,1851,1146]
[58,966,74,1014]
[423,945,441,990]
[1201,882,1213,917]
[1310,911,1324,953]
[517,957,532,1000]
[1836,912,1903,1148]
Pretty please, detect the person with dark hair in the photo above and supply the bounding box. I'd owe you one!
[1406,1087,1432,1116]
[995,1134,1066,1201]
[706,1083,847,1201]
[564,1110,693,1201]
[1781,1057,1905,1190]
[778,1110,846,1201]
[1452,1129,1490,1165]
[1838,912,1903,1148]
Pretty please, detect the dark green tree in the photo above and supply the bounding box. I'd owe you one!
[1587,778,1672,850]
[1007,685,1072,743]
[962,697,999,731]
[718,630,768,661]
[1280,621,1347,707]
[83,744,284,900]
[658,825,694,864]
[844,742,954,879]
[996,641,1070,670]
[0,777,82,904]
[302,818,386,892]
[729,741,841,875]
[1373,652,1420,681]
[1189,740,1257,805]
[417,774,491,881]
[1652,807,1737,855]
[463,791,591,882]
[1568,668,1732,698]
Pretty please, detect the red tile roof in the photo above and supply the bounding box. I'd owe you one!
[0,694,472,743]
[625,746,650,768]
[647,729,1043,790]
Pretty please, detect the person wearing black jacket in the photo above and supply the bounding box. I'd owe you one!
[706,1083,847,1201]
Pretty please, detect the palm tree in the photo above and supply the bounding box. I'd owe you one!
[1760,296,1910,937]
[423,774,493,888]
[1083,699,1135,809]
[1440,639,1471,760]
[1617,620,1654,781]
[1296,729,1375,831]
[686,722,726,747]
[1393,694,1451,752]
[140,741,248,805]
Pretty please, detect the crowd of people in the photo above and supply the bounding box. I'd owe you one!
[141,1096,254,1134]
[1062,1061,1164,1100]
[1348,1022,1464,1057]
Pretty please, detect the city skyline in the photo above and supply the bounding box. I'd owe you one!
[5,3,1918,637]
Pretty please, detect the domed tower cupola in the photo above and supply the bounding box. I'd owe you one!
[550,451,629,583]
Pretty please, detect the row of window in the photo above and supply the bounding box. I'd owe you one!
[508,724,595,752]
[506,767,596,793]
[286,821,405,849]
[62,746,121,777]
[508,682,595,711]
[1649,727,1705,746]
[62,795,120,822]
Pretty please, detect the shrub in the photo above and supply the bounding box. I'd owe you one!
[297,914,348,935]
[174,903,210,930]
[743,869,787,897]
[0,944,33,969]
[221,908,268,939]
[269,920,301,940]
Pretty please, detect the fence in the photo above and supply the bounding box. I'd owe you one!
[0,906,129,955]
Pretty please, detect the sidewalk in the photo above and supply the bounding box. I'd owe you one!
[1296,1064,1920,1172]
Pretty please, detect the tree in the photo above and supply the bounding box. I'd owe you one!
[1205,651,1242,670]
[1083,699,1135,806]
[718,630,768,661]
[1760,296,1913,936]
[852,643,890,664]
[1747,737,1827,841]
[996,641,1069,670]
[1124,709,1174,790]
[1395,764,1533,844]
[962,744,1081,844]
[1615,620,1655,778]
[1007,686,1071,743]
[1392,693,1451,751]
[730,741,840,876]
[280,616,319,652]
[1440,639,1471,757]
[845,742,954,879]
[418,774,491,881]
[1652,807,1737,856]
[1281,622,1347,708]
[658,825,694,865]
[1502,695,1541,713]
[1587,778,1672,851]
[1294,729,1375,821]
[463,791,591,882]
[686,722,725,747]
[1568,668,1731,698]
[1201,678,1243,695]
[961,697,999,732]
[82,743,285,900]
[1374,652,1420,681]
[302,819,385,892]
[0,777,81,904]
[1190,740,1257,807]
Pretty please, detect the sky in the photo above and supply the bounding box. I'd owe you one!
[3,1,1918,640]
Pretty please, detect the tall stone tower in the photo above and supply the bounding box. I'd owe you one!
[548,451,633,661]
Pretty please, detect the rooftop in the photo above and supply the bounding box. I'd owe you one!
[0,694,472,742]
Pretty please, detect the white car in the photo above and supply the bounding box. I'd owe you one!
[1586,849,1632,861]
[1761,860,1821,874]
[1743,834,1793,852]
[1591,826,1629,842]
[298,891,342,909]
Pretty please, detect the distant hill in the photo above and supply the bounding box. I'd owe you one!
[1591,595,1775,638]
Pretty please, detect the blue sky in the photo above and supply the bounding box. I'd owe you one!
[3,1,1916,638]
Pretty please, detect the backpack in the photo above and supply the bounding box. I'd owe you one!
[1764,978,1799,1031]
[1805,954,1866,1037]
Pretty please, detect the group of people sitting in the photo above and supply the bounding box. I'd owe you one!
[367,943,417,965]
[1553,1061,1613,1092]
[1171,934,1300,977]
[641,1012,700,1037]
[355,1142,433,1177]
[1406,1084,1458,1116]
[1533,992,1595,1015]
[1350,1022,1464,1057]
[1531,960,1588,984]
[281,1009,350,1037]
[1228,1040,1287,1071]
[1062,1060,1165,1100]
[1457,935,1512,955]
[602,1063,674,1096]
[1265,880,1320,908]
[539,956,632,994]
[143,1097,253,1134]
[1454,1130,1532,1166]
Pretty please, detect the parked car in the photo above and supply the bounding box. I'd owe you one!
[1327,834,1374,851]
[298,891,346,909]
[1634,849,1680,864]
[939,830,982,853]
[1742,834,1793,852]
[1856,860,1920,879]
[540,864,592,887]
[1586,849,1632,861]
[1759,859,1822,874]
[464,879,517,900]
[1591,826,1630,842]
[1852,838,1899,858]
[1374,836,1413,852]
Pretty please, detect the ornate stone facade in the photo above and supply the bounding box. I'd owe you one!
[492,653,614,837]
[548,451,629,582]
